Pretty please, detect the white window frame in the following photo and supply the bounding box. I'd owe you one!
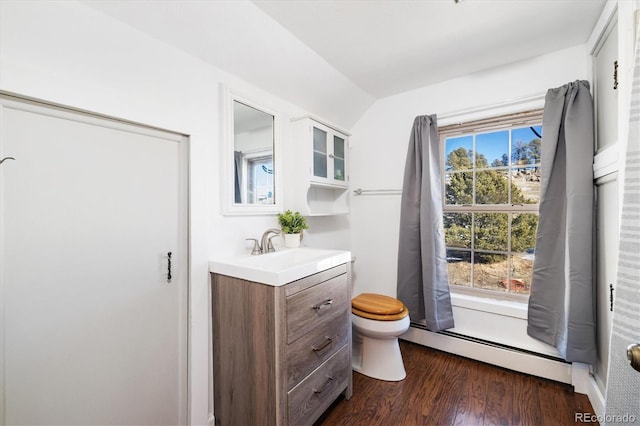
[439,109,544,301]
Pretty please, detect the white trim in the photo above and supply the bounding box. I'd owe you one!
[572,362,592,394]
[594,143,620,179]
[585,373,607,418]
[450,291,528,319]
[0,94,184,142]
[179,132,191,426]
[588,1,619,56]
[290,114,351,136]
[220,84,283,216]
[402,327,573,384]
[437,93,545,127]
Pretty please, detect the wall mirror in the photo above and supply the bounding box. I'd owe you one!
[222,86,282,215]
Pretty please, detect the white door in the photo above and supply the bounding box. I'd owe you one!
[605,11,640,420]
[593,18,619,393]
[0,96,188,425]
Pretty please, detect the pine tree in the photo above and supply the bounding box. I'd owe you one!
[444,146,538,264]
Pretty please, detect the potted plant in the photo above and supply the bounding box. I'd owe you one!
[277,210,309,248]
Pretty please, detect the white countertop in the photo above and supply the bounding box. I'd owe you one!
[209,247,352,286]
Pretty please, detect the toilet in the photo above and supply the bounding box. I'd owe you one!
[351,293,410,381]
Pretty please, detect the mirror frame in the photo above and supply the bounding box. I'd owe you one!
[221,85,283,215]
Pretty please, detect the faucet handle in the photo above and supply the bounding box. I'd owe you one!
[266,235,279,253]
[245,238,261,255]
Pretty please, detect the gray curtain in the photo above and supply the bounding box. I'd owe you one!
[234,150,243,204]
[527,80,596,364]
[397,114,454,332]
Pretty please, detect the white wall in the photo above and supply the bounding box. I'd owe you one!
[349,44,589,355]
[0,1,350,424]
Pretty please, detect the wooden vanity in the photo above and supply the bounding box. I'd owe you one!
[211,262,352,426]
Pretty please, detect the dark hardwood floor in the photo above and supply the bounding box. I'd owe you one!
[316,340,595,426]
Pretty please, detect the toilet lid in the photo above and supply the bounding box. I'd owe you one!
[352,305,409,321]
[352,293,405,315]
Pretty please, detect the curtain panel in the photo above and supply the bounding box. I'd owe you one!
[234,150,243,203]
[397,114,454,332]
[527,80,597,364]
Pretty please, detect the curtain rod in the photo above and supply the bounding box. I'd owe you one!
[354,94,546,198]
[353,188,402,195]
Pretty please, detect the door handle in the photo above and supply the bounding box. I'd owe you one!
[628,344,640,373]
[167,252,172,281]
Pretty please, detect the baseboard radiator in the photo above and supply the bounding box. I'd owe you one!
[402,322,574,385]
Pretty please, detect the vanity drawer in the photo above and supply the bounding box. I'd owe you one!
[286,274,348,344]
[287,345,350,426]
[287,309,349,389]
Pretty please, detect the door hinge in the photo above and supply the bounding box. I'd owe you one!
[610,283,614,312]
[613,60,619,90]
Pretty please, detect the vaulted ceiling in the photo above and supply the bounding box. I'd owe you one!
[255,0,606,98]
[85,0,606,127]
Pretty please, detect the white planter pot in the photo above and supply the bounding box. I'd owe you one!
[283,233,301,248]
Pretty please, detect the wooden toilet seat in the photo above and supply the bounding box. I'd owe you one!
[351,293,409,321]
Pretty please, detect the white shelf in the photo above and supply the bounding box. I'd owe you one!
[306,186,349,216]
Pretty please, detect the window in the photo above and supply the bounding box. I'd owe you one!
[236,150,274,204]
[246,154,274,204]
[439,110,543,297]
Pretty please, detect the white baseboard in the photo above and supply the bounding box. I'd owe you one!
[584,374,606,418]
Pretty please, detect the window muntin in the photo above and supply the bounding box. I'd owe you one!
[440,111,542,297]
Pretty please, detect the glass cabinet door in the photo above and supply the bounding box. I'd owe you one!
[333,135,345,182]
[312,126,328,179]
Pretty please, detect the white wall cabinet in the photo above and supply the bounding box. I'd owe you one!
[290,117,350,216]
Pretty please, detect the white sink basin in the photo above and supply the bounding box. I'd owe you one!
[209,247,352,286]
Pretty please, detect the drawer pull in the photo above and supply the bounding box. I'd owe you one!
[311,337,333,352]
[313,376,334,394]
[312,299,333,311]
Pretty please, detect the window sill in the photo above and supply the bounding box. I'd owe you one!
[450,289,529,320]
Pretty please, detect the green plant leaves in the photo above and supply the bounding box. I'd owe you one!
[277,210,309,234]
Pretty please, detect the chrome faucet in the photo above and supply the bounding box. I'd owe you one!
[260,228,281,254]
[247,229,282,255]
